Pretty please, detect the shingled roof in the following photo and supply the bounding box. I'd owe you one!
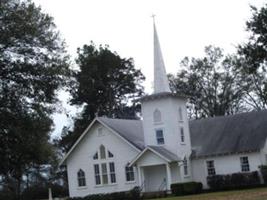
[98,110,267,159]
[98,117,145,150]
[190,110,267,158]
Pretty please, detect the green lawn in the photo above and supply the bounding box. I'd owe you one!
[150,187,267,200]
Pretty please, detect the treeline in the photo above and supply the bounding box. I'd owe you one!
[169,5,267,118]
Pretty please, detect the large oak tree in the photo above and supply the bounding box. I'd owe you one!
[0,0,71,198]
[59,43,145,152]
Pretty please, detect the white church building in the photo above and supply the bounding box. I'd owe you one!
[60,22,267,198]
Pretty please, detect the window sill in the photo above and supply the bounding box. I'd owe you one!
[125,181,136,185]
[94,183,118,188]
[77,186,87,190]
[179,120,184,123]
[180,143,186,145]
[184,175,191,178]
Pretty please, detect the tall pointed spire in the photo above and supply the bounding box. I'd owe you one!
[153,16,171,94]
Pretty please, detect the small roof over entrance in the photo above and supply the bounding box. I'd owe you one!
[130,146,181,166]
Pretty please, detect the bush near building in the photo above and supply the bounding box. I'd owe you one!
[67,186,141,200]
[171,182,203,196]
[207,171,260,191]
[259,165,267,184]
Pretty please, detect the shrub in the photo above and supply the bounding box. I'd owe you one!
[171,182,202,196]
[67,186,141,200]
[207,171,261,191]
[259,165,267,184]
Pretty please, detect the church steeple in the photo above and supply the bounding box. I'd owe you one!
[153,17,171,94]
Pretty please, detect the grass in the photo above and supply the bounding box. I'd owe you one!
[150,187,267,200]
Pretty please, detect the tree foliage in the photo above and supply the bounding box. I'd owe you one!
[0,0,71,198]
[237,4,267,109]
[169,46,247,119]
[59,43,145,152]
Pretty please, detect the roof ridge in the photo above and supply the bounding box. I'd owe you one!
[190,109,267,123]
[97,116,142,122]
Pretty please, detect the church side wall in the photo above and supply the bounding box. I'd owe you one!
[260,139,267,165]
[66,122,140,197]
[191,152,262,188]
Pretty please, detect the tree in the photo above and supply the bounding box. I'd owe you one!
[0,0,71,198]
[237,4,267,109]
[59,43,145,152]
[169,46,247,119]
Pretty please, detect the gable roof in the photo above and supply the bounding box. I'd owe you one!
[60,110,267,165]
[148,146,180,161]
[97,117,145,150]
[190,110,267,158]
[59,118,143,166]
[130,145,180,165]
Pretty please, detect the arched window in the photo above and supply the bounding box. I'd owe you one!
[100,145,106,159]
[93,146,117,185]
[77,169,86,187]
[153,109,162,123]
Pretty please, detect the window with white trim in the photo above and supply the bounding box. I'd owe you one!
[93,152,98,160]
[153,109,162,123]
[240,156,250,172]
[77,169,86,187]
[206,160,216,176]
[183,157,188,176]
[109,162,116,183]
[180,127,185,143]
[100,145,106,159]
[101,163,108,184]
[93,145,116,185]
[179,107,183,121]
[94,164,101,185]
[125,166,135,182]
[108,151,114,158]
[156,129,165,145]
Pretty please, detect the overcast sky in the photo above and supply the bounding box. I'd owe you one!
[32,0,266,137]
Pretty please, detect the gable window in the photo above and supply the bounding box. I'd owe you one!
[100,145,106,159]
[101,163,108,184]
[93,145,116,185]
[180,127,185,143]
[125,166,135,182]
[108,151,114,158]
[153,109,162,123]
[183,157,188,176]
[93,152,98,160]
[206,160,216,176]
[240,156,250,172]
[109,162,116,183]
[156,129,165,145]
[77,169,86,187]
[179,107,183,121]
[94,164,101,185]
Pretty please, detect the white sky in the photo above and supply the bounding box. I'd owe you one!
[32,0,266,137]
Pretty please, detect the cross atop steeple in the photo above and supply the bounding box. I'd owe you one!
[153,17,171,94]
